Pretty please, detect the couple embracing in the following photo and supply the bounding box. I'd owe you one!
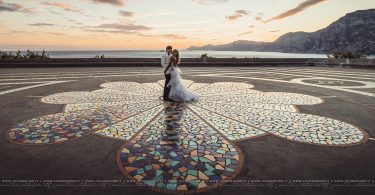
[161,45,199,102]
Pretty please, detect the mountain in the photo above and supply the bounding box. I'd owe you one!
[187,9,375,55]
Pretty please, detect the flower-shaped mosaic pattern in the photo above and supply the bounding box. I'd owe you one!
[6,79,368,194]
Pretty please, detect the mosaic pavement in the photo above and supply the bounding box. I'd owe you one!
[5,79,369,194]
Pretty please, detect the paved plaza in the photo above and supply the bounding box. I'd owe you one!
[0,66,374,195]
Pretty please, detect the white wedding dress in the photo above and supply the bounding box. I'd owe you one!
[167,66,199,102]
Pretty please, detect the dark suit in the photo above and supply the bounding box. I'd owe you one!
[162,52,172,101]
[163,73,171,101]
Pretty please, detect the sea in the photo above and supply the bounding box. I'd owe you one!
[6,50,375,59]
[44,50,330,58]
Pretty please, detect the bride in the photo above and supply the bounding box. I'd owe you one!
[166,49,199,102]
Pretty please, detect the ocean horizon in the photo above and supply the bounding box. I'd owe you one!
[3,50,332,59]
[3,50,374,59]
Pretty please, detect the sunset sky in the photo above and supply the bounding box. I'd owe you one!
[0,0,374,50]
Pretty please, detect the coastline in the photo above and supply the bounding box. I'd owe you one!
[1,50,331,59]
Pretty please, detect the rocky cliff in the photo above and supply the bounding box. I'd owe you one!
[187,9,375,55]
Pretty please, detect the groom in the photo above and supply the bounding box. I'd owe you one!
[161,45,173,101]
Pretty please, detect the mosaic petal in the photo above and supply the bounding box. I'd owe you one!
[268,112,367,146]
[158,79,194,89]
[141,82,164,91]
[189,105,267,140]
[195,102,366,145]
[95,105,164,140]
[192,100,297,112]
[194,82,254,95]
[187,83,209,91]
[117,102,242,193]
[200,88,261,96]
[64,100,161,112]
[100,81,159,95]
[200,92,323,105]
[42,91,158,105]
[8,109,113,144]
[41,91,93,104]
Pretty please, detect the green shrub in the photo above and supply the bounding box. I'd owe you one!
[198,53,215,62]
[329,51,365,59]
[95,54,106,58]
[0,50,50,59]
[0,51,13,58]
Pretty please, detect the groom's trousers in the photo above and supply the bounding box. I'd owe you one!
[163,74,172,100]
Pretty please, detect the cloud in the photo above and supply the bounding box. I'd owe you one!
[255,16,263,21]
[119,10,133,17]
[190,0,228,5]
[140,10,175,18]
[29,23,56,26]
[49,9,63,15]
[226,10,249,21]
[42,1,81,13]
[270,30,280,33]
[253,12,264,22]
[8,30,33,34]
[139,33,187,39]
[94,23,152,31]
[265,0,328,23]
[85,29,138,34]
[0,0,34,13]
[161,34,187,39]
[90,0,126,6]
[0,1,22,12]
[47,32,66,35]
[88,23,152,34]
[238,31,253,36]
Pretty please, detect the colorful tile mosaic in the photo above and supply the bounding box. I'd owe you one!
[186,83,209,92]
[100,81,160,96]
[157,79,194,90]
[192,101,365,146]
[8,109,112,144]
[189,105,267,140]
[95,105,164,140]
[9,101,163,144]
[117,103,241,193]
[64,100,160,112]
[194,82,255,95]
[198,92,323,105]
[6,79,369,193]
[141,83,165,91]
[192,101,298,112]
